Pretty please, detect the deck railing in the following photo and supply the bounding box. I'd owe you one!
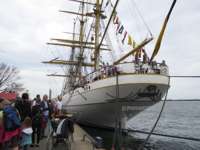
[73,61,169,88]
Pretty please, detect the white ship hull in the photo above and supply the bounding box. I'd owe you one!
[62,74,169,129]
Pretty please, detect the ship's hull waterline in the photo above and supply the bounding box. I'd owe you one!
[62,74,169,129]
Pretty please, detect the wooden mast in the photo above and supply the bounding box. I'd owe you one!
[74,0,85,79]
[63,20,76,93]
[94,0,120,68]
[94,0,101,70]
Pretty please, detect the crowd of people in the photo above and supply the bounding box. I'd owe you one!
[81,60,168,86]
[133,60,168,74]
[0,92,72,150]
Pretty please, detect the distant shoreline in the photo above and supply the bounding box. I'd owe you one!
[162,99,200,101]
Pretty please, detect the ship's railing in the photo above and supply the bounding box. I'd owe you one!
[117,61,169,76]
[75,61,169,87]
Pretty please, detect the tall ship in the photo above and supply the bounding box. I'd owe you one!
[43,0,176,129]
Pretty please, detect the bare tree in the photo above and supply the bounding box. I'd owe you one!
[5,82,24,92]
[0,63,21,91]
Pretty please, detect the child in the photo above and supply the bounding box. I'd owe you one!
[21,117,33,150]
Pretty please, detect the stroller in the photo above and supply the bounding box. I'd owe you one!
[46,117,71,150]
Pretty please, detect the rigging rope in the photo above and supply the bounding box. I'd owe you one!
[131,0,153,37]
[97,0,120,51]
[170,75,200,78]
[127,128,200,142]
[111,72,123,149]
[163,99,200,102]
[126,0,144,41]
[43,46,63,95]
[100,19,116,62]
[138,76,171,150]
[100,0,104,10]
[65,2,95,94]
[123,0,144,42]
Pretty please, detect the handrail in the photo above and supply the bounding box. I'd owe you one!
[71,61,169,90]
[85,61,168,78]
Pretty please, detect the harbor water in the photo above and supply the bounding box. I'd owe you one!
[84,100,200,150]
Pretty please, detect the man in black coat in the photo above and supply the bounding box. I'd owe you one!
[31,99,42,147]
[15,93,31,122]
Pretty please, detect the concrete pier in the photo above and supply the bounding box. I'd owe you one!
[30,124,105,150]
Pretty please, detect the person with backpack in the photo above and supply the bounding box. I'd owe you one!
[0,98,21,150]
[3,104,21,132]
[31,99,42,147]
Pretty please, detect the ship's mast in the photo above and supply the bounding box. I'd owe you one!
[43,0,112,90]
[94,0,101,70]
[77,1,85,77]
[64,20,77,93]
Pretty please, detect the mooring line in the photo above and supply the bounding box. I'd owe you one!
[170,75,200,78]
[162,100,200,102]
[126,129,200,142]
[137,76,171,150]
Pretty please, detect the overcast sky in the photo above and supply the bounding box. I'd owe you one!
[0,0,200,99]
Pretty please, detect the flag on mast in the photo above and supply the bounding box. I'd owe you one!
[128,35,132,45]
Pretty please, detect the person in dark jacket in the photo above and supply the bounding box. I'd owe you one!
[48,99,54,119]
[15,93,31,122]
[31,99,42,147]
[40,95,49,138]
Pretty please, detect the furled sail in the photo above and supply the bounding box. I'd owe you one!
[150,0,177,62]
